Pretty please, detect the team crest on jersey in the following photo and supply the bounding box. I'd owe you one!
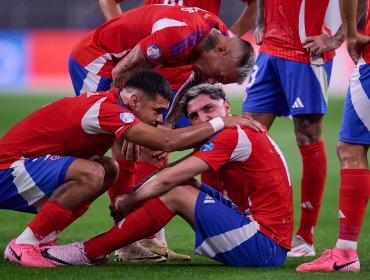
[200,141,214,152]
[120,112,135,124]
[146,44,162,60]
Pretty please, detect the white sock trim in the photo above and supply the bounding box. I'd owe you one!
[336,239,358,249]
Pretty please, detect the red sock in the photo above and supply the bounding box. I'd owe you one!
[136,161,166,240]
[201,170,223,194]
[72,203,90,220]
[107,158,136,203]
[136,161,164,184]
[28,200,74,239]
[338,169,370,241]
[84,197,175,260]
[297,141,327,244]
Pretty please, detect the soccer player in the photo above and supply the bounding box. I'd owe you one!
[37,83,293,268]
[1,71,261,268]
[97,0,257,262]
[296,0,370,272]
[242,0,345,257]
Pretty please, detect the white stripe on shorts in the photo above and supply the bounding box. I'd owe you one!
[349,57,370,131]
[195,221,259,258]
[10,159,46,209]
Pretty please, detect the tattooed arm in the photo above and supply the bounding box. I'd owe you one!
[112,44,153,88]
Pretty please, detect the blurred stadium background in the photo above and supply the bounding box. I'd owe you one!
[0,1,369,279]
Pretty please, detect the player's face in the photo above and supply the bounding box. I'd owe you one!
[192,56,239,84]
[186,94,230,126]
[132,94,169,127]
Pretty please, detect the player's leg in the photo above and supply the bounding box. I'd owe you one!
[4,156,118,267]
[281,58,333,256]
[297,59,370,272]
[40,186,191,266]
[241,53,286,129]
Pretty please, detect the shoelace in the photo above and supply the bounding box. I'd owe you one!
[310,249,334,265]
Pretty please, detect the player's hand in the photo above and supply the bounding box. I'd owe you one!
[303,31,343,57]
[346,34,370,64]
[112,193,138,218]
[139,147,168,164]
[222,115,264,132]
[121,140,142,161]
[254,25,265,45]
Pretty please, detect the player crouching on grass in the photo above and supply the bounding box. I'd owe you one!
[38,83,293,268]
[1,71,263,268]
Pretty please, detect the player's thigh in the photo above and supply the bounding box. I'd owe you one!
[242,53,286,116]
[278,58,333,116]
[0,155,76,213]
[194,191,286,267]
[339,61,370,146]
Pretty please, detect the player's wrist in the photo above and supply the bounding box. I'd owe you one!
[209,117,224,133]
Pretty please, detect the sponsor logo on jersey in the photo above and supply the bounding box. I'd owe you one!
[120,112,135,124]
[200,141,214,152]
[146,44,162,60]
[181,7,200,13]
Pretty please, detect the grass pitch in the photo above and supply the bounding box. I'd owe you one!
[0,94,369,279]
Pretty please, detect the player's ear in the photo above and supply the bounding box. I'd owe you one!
[128,94,140,109]
[224,100,231,115]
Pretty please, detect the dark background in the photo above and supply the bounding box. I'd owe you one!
[0,0,247,30]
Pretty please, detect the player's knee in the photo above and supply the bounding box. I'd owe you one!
[78,162,106,194]
[336,141,361,168]
[96,157,119,188]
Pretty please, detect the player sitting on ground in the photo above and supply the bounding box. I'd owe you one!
[1,71,262,268]
[37,83,293,268]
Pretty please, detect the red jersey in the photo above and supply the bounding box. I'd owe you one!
[192,126,293,250]
[0,89,140,170]
[362,1,370,63]
[260,0,335,64]
[72,5,227,84]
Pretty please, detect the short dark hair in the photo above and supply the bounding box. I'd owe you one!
[124,70,173,102]
[180,83,226,117]
[236,39,255,85]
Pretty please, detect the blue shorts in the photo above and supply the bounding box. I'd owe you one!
[242,53,333,116]
[0,155,76,213]
[339,59,370,144]
[194,184,287,267]
[69,55,113,96]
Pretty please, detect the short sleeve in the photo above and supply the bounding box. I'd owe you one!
[99,102,141,139]
[192,128,239,171]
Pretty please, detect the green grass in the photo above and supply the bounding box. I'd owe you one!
[0,94,369,279]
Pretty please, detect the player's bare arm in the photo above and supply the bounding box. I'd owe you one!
[122,115,261,152]
[229,0,257,37]
[340,0,370,64]
[163,72,200,128]
[304,0,368,57]
[112,44,153,88]
[113,156,209,217]
[254,0,265,45]
[99,0,122,20]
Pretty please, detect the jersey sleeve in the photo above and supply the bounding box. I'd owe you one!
[192,128,240,171]
[98,102,141,139]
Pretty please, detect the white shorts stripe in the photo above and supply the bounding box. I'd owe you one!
[10,159,46,208]
[349,58,370,131]
[195,221,258,258]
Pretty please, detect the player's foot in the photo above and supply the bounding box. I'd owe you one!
[139,238,191,261]
[114,241,166,263]
[296,246,360,272]
[40,242,107,266]
[287,235,315,257]
[4,238,55,267]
